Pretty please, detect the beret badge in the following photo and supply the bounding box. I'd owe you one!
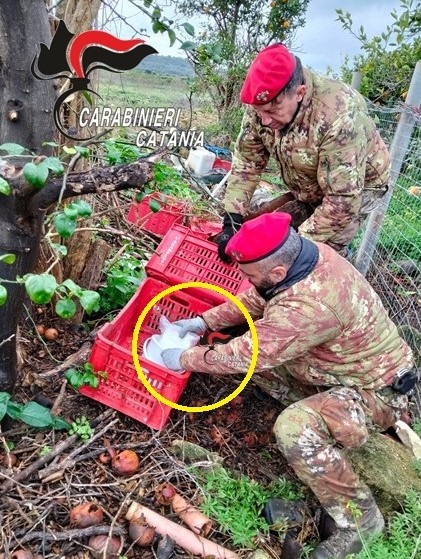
[256,90,269,102]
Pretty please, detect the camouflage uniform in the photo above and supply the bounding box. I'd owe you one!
[225,69,390,252]
[180,243,413,529]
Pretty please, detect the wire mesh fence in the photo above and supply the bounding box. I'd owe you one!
[352,100,420,369]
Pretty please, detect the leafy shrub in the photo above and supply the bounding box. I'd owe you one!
[98,248,145,315]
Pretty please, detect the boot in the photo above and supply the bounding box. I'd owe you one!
[311,505,385,559]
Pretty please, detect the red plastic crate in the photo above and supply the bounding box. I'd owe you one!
[146,226,251,304]
[188,217,222,239]
[213,157,232,172]
[127,193,184,237]
[81,278,212,430]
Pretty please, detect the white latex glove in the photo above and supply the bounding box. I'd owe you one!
[161,348,185,372]
[172,317,207,338]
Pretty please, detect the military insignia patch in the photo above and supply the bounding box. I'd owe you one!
[256,90,269,102]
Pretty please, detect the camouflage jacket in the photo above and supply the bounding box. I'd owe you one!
[225,69,390,245]
[180,243,413,390]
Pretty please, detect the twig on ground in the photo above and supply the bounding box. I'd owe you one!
[15,524,126,544]
[38,342,93,377]
[0,409,114,493]
[39,417,119,479]
[51,378,68,415]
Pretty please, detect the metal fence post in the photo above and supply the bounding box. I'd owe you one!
[354,60,421,276]
[351,71,362,91]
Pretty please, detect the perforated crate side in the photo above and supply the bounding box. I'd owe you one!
[146,226,251,304]
[127,194,184,237]
[83,278,212,429]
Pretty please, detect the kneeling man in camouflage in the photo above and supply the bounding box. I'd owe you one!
[161,212,416,559]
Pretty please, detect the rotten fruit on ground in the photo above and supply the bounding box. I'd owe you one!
[0,453,17,467]
[69,502,104,527]
[44,327,59,341]
[129,515,156,546]
[88,535,121,558]
[155,482,176,505]
[210,425,230,445]
[10,551,34,559]
[109,449,140,476]
[35,324,45,336]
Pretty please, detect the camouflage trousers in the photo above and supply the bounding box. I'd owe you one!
[276,188,386,256]
[254,369,409,529]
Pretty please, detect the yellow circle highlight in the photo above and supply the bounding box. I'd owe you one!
[131,281,258,413]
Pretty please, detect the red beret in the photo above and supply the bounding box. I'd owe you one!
[240,44,296,105]
[226,213,292,264]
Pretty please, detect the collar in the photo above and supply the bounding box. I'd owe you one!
[256,237,319,301]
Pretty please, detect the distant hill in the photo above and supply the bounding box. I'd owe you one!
[138,54,195,77]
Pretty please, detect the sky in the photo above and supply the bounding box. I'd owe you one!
[103,0,402,73]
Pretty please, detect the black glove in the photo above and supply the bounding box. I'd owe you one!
[217,212,243,263]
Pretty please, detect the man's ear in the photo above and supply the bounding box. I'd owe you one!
[296,84,306,102]
[268,265,287,283]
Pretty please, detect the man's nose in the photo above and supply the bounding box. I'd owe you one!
[260,114,272,126]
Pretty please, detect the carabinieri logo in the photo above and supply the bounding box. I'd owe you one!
[31,20,157,140]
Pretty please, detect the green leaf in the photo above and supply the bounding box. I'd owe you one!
[182,22,195,36]
[23,161,49,189]
[144,0,152,6]
[75,146,90,158]
[167,28,177,47]
[0,253,16,264]
[56,298,77,319]
[152,7,161,19]
[149,198,161,213]
[64,368,82,389]
[43,156,64,176]
[42,141,60,147]
[25,273,57,304]
[71,199,92,217]
[61,279,83,297]
[53,213,77,238]
[18,401,55,428]
[0,142,26,155]
[0,392,11,421]
[62,146,77,155]
[82,371,99,388]
[5,400,22,420]
[0,177,11,196]
[79,290,100,313]
[180,41,196,51]
[63,205,79,219]
[52,416,71,430]
[50,243,68,258]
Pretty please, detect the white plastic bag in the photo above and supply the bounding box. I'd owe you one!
[142,316,200,367]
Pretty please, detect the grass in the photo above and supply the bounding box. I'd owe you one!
[349,491,421,559]
[192,465,303,548]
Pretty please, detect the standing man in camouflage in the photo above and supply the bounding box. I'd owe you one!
[161,213,415,559]
[218,43,390,261]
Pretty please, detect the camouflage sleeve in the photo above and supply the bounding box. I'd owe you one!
[202,287,266,331]
[182,295,342,375]
[298,110,368,243]
[224,108,270,215]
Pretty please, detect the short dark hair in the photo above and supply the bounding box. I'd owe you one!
[259,227,302,272]
[275,56,304,100]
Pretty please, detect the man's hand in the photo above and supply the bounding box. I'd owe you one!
[161,348,184,372]
[217,212,243,263]
[173,317,207,338]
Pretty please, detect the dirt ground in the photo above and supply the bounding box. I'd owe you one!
[1,307,315,559]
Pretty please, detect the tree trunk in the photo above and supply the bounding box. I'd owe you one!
[0,0,56,391]
[0,0,56,152]
[0,0,155,394]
